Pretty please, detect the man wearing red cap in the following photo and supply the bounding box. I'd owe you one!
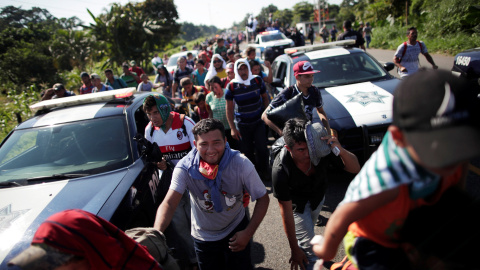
[262,61,331,136]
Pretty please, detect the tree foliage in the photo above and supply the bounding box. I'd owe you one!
[0,6,59,86]
[85,0,181,68]
[292,2,315,25]
[180,22,217,42]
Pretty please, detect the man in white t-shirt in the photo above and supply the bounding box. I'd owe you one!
[393,27,438,77]
[154,118,269,270]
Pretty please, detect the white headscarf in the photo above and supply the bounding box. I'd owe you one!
[230,58,257,86]
[204,54,226,85]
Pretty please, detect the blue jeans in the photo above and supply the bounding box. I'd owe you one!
[193,215,253,270]
[366,36,371,48]
[237,121,269,177]
[293,198,325,270]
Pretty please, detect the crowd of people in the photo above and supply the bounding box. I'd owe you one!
[17,24,479,270]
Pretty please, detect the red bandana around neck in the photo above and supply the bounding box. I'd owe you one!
[199,159,219,180]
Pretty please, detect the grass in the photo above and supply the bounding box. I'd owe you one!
[370,26,478,55]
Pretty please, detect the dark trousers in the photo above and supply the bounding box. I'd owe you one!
[193,215,253,270]
[352,237,410,270]
[238,121,269,177]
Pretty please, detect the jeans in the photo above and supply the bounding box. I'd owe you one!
[293,198,325,270]
[365,36,371,48]
[164,192,197,267]
[238,121,269,178]
[193,215,253,270]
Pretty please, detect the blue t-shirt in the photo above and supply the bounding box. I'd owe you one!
[225,76,266,125]
[106,78,127,89]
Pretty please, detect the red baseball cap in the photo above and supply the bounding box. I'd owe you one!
[293,61,320,76]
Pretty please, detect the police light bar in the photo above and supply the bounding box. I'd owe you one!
[260,30,279,35]
[30,87,136,112]
[285,40,356,54]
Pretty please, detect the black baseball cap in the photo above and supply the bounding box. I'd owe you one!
[392,69,480,168]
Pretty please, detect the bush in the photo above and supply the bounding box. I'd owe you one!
[370,26,478,55]
[1,85,40,141]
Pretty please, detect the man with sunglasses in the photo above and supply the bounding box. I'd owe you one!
[41,83,75,100]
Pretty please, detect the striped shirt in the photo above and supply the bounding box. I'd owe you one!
[341,131,440,205]
[225,77,266,125]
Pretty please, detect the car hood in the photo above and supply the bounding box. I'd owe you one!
[261,39,294,47]
[320,80,397,130]
[0,168,129,266]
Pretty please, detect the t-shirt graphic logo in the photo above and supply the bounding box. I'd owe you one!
[177,130,183,140]
[303,62,313,71]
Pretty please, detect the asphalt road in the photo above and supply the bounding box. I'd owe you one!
[365,47,455,78]
[238,43,480,269]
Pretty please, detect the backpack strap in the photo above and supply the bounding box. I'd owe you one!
[418,40,423,53]
[254,76,261,86]
[400,41,407,62]
[400,40,423,62]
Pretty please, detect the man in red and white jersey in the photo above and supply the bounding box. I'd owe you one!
[143,93,198,269]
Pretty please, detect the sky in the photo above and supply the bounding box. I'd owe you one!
[0,0,342,29]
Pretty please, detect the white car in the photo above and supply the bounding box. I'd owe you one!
[270,40,400,163]
[165,50,198,74]
[248,30,295,63]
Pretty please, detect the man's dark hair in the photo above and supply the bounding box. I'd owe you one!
[192,118,225,140]
[407,26,417,35]
[142,95,157,112]
[104,69,113,74]
[194,92,206,103]
[283,118,307,149]
[217,38,224,43]
[248,59,260,69]
[197,59,205,66]
[343,20,352,29]
[246,46,256,57]
[80,72,89,78]
[187,52,193,57]
[209,76,222,87]
[122,62,129,68]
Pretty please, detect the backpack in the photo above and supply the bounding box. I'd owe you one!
[399,41,423,63]
[125,228,180,270]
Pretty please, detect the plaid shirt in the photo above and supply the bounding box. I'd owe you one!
[206,91,230,129]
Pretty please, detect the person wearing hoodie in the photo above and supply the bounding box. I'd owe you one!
[224,59,270,181]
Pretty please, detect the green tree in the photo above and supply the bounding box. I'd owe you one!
[273,9,294,28]
[0,6,58,86]
[292,2,315,25]
[257,4,279,24]
[85,0,181,68]
[51,17,94,71]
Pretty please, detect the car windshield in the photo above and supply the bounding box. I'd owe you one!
[167,52,197,68]
[309,53,388,88]
[167,54,185,67]
[0,116,132,185]
[260,33,287,43]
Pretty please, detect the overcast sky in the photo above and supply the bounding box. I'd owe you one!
[1,0,342,29]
